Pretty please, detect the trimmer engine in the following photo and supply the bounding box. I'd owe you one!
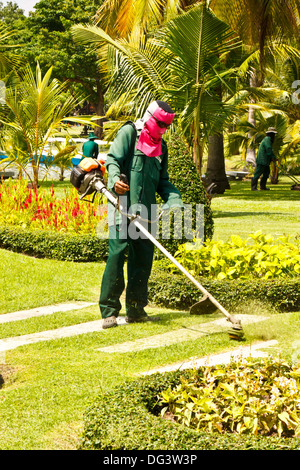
[70,157,106,199]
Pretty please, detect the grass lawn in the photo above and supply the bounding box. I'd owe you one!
[211,177,300,241]
[0,176,299,450]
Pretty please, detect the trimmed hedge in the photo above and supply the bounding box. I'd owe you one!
[0,225,109,262]
[1,225,299,313]
[80,370,300,450]
[148,266,300,312]
[164,136,214,243]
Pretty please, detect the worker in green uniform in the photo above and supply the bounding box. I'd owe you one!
[251,127,277,191]
[99,100,184,329]
[82,132,99,159]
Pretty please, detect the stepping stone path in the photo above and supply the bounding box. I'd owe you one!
[0,303,278,369]
[97,314,269,354]
[143,340,278,375]
[0,302,96,324]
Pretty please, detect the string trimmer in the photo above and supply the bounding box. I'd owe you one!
[70,158,244,341]
[276,164,300,191]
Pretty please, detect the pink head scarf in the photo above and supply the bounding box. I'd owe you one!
[135,101,175,157]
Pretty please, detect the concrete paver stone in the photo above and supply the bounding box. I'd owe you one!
[0,302,96,324]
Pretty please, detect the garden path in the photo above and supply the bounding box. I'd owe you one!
[0,303,278,369]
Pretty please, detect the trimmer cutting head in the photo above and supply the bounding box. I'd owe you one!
[227,321,245,341]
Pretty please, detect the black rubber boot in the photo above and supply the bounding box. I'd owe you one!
[251,178,258,191]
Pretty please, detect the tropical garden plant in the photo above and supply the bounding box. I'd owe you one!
[210,0,300,169]
[174,231,300,280]
[0,179,104,234]
[0,63,94,188]
[72,3,241,172]
[74,0,300,184]
[0,23,23,78]
[159,355,300,437]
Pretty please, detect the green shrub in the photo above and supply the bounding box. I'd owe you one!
[148,265,300,312]
[174,232,300,281]
[159,356,300,438]
[80,368,300,450]
[156,136,214,255]
[0,225,108,262]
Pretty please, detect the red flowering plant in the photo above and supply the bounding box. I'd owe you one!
[0,179,108,234]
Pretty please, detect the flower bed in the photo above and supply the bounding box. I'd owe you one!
[159,356,300,437]
[80,358,300,450]
[0,179,106,234]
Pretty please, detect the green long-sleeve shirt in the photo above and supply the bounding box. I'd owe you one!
[256,136,277,166]
[82,140,99,159]
[105,123,183,225]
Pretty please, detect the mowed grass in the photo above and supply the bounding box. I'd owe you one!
[211,177,300,241]
[0,250,103,314]
[0,176,299,449]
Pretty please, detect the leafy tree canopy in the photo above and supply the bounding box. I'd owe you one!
[1,0,106,132]
[0,1,25,26]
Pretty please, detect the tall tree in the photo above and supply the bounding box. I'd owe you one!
[0,1,25,26]
[210,0,300,166]
[95,0,193,39]
[6,0,107,137]
[77,0,242,192]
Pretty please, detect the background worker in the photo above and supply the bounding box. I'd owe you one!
[82,131,99,159]
[251,127,278,191]
[99,100,184,329]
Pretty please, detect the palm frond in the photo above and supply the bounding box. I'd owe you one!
[1,64,93,186]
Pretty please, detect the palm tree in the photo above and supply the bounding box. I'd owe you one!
[0,63,93,188]
[73,3,240,172]
[209,0,300,165]
[94,0,188,39]
[225,53,300,182]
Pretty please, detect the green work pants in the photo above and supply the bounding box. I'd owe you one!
[252,164,270,189]
[99,224,155,319]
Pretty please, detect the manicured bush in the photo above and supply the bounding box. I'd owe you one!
[156,136,214,255]
[80,368,300,450]
[148,265,300,312]
[0,225,108,262]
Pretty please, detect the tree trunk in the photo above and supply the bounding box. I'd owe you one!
[192,138,202,174]
[93,81,105,139]
[192,119,204,174]
[246,68,258,167]
[30,156,39,189]
[270,161,279,184]
[206,132,230,194]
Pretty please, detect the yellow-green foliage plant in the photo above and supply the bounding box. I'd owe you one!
[174,231,300,280]
[160,356,300,438]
